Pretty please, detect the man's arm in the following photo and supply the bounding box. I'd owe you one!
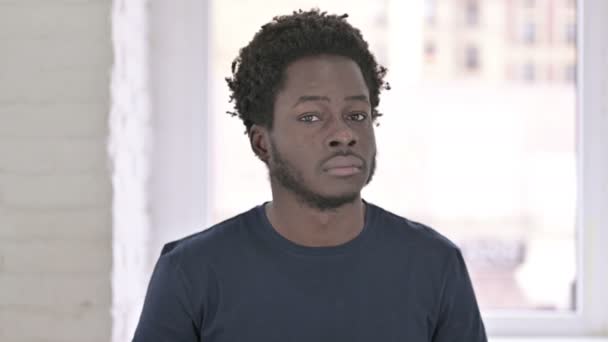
[133,252,200,342]
[432,248,488,342]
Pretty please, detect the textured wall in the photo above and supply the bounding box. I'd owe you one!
[0,1,113,341]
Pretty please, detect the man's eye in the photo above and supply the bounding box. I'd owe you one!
[349,112,368,121]
[299,113,320,122]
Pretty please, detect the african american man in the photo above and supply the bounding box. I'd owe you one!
[133,9,487,342]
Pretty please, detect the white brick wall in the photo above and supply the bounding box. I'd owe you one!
[0,1,113,341]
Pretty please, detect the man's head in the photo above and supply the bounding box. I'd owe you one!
[226,9,388,211]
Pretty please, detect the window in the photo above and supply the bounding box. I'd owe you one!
[424,41,436,62]
[566,22,577,44]
[143,0,608,339]
[565,63,576,82]
[465,45,480,70]
[523,62,535,81]
[465,1,479,27]
[212,0,579,315]
[522,22,536,44]
[425,0,437,26]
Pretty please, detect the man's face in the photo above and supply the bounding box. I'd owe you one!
[266,54,377,211]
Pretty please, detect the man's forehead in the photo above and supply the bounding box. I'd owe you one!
[284,55,362,78]
[280,55,369,96]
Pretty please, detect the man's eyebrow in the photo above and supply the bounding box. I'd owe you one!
[293,95,330,107]
[344,94,370,103]
[292,94,369,107]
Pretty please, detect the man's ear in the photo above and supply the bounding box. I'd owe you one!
[248,125,270,163]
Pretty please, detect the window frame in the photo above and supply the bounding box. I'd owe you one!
[483,0,608,337]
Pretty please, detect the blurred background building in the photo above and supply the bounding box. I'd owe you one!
[422,0,577,83]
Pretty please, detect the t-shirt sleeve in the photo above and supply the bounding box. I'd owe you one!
[132,252,200,342]
[432,248,488,342]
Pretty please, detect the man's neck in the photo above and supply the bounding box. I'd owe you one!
[265,192,366,247]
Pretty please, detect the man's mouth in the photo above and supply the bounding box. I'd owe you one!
[325,166,362,176]
[323,155,364,176]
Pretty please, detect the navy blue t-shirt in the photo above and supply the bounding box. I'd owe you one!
[133,201,487,341]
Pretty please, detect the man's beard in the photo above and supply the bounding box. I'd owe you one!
[267,139,376,212]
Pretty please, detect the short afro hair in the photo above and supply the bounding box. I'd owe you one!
[225,9,389,134]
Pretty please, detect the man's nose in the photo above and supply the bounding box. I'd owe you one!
[327,119,358,148]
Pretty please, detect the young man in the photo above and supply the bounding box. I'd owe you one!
[134,9,487,341]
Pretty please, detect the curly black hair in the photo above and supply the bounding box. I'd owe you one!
[225,9,389,134]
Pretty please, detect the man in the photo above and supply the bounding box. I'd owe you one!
[134,9,487,341]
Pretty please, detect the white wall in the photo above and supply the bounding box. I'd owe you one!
[0,1,113,342]
[148,0,210,274]
[109,0,152,341]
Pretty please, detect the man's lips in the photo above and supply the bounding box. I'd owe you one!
[323,155,364,176]
[325,166,361,176]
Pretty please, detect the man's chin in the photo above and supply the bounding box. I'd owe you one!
[298,190,360,211]
[317,181,366,198]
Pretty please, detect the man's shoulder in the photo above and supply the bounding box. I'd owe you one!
[371,203,460,254]
[160,205,259,258]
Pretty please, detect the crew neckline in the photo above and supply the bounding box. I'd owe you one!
[252,199,377,257]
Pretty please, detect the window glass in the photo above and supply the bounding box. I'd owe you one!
[210,0,578,312]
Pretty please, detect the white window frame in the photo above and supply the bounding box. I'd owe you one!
[145,0,608,340]
[486,0,608,338]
